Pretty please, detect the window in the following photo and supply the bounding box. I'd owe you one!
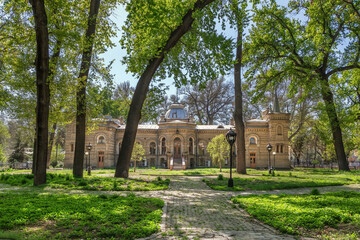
[276,144,283,153]
[161,138,166,154]
[277,125,283,136]
[71,144,74,152]
[118,142,122,153]
[250,137,256,144]
[98,136,105,144]
[189,138,193,154]
[150,142,156,155]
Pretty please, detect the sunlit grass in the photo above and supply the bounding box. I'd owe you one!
[0,173,170,191]
[0,192,163,239]
[232,191,360,238]
[204,168,360,191]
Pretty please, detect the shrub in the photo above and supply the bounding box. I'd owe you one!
[157,176,162,181]
[310,188,320,195]
[78,181,88,186]
[217,174,224,180]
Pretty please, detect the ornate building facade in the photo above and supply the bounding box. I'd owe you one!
[64,104,290,169]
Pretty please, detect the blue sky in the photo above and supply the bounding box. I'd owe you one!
[99,3,238,96]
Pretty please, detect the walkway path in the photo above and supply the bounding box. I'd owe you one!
[140,176,295,239]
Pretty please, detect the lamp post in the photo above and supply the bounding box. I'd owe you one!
[273,152,276,172]
[226,128,237,187]
[266,143,272,174]
[86,143,92,175]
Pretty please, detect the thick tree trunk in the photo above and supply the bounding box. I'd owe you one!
[319,75,350,171]
[73,0,101,178]
[30,0,50,186]
[234,24,246,174]
[115,0,215,178]
[47,123,57,168]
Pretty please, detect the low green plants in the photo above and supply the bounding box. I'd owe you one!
[310,188,320,195]
[0,192,164,239]
[217,174,224,180]
[232,191,360,238]
[204,169,360,191]
[0,173,170,191]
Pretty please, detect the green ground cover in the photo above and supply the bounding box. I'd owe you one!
[203,169,360,191]
[0,192,163,240]
[0,173,170,191]
[232,191,360,239]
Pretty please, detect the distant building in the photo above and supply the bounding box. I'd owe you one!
[64,104,290,169]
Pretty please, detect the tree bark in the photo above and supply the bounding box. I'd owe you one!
[115,0,215,178]
[30,0,50,186]
[73,0,101,178]
[319,75,350,171]
[47,123,57,168]
[234,22,246,174]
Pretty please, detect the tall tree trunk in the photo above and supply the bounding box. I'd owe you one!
[30,0,50,186]
[115,0,215,178]
[234,23,246,174]
[319,75,350,171]
[47,123,57,168]
[73,0,101,178]
[46,38,62,168]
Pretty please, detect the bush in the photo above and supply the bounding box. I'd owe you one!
[310,188,320,195]
[217,174,224,180]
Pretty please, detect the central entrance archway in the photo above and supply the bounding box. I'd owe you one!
[174,137,181,159]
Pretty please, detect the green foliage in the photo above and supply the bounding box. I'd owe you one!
[217,174,223,180]
[0,192,163,239]
[207,134,229,171]
[232,191,360,237]
[205,169,360,191]
[310,188,320,195]
[0,173,170,191]
[8,138,29,164]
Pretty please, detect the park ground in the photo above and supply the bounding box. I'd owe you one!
[0,168,360,239]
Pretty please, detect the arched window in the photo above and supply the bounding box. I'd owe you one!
[150,142,156,155]
[98,136,105,144]
[161,138,166,154]
[189,138,193,154]
[277,125,283,136]
[250,137,256,144]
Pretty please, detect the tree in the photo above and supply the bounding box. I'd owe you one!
[230,0,249,174]
[115,0,220,178]
[245,0,360,171]
[8,137,30,165]
[131,142,145,173]
[180,77,233,125]
[73,0,101,178]
[0,121,9,163]
[207,134,229,172]
[29,0,50,185]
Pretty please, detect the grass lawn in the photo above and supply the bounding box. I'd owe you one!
[0,192,163,240]
[0,172,170,191]
[232,191,360,239]
[203,168,360,191]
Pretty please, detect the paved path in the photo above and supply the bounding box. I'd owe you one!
[141,176,295,240]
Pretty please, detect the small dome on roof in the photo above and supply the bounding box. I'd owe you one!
[164,104,188,120]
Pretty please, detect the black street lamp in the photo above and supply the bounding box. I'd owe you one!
[86,143,92,175]
[226,128,237,187]
[266,143,272,174]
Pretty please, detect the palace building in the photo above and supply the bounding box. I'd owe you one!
[64,104,290,170]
